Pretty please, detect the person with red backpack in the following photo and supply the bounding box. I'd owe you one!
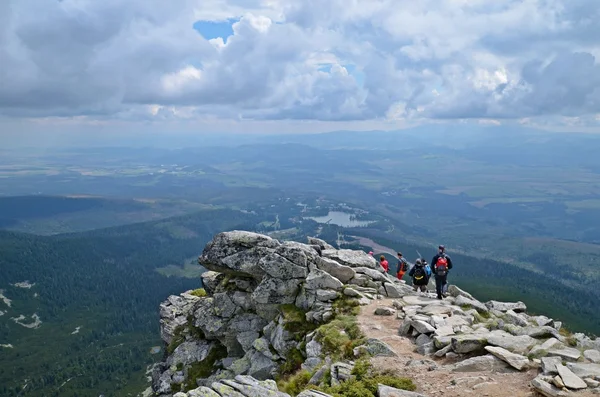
[431,245,453,300]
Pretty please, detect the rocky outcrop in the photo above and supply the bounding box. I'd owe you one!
[152,231,600,397]
[152,231,412,397]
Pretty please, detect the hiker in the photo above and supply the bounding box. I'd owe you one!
[396,252,409,280]
[368,251,374,256]
[408,258,429,292]
[431,245,453,299]
[379,255,389,273]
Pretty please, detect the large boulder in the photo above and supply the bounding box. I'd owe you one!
[322,249,379,269]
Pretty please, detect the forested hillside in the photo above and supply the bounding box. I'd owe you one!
[0,209,259,397]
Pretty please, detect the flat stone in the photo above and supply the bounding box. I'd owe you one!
[584,349,600,364]
[420,304,453,316]
[435,344,453,357]
[447,285,475,300]
[556,364,587,390]
[548,347,582,362]
[411,320,436,334]
[305,268,343,291]
[454,295,489,314]
[530,338,562,357]
[486,331,538,355]
[566,363,600,379]
[451,334,488,354]
[584,378,600,388]
[359,338,397,357]
[504,310,529,327]
[434,326,455,337]
[485,300,527,313]
[322,249,379,269]
[447,355,511,373]
[541,357,563,375]
[485,346,530,371]
[378,384,429,397]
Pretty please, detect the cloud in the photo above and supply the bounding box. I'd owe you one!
[1,0,600,125]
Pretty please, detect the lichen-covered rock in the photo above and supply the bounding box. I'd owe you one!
[305,268,344,291]
[484,346,529,371]
[315,257,356,283]
[322,249,378,269]
[485,300,527,313]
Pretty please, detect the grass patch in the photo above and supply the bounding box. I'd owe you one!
[277,370,313,396]
[315,315,365,360]
[312,359,416,397]
[280,304,318,336]
[332,295,360,316]
[189,288,207,297]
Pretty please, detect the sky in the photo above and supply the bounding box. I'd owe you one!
[1,0,600,138]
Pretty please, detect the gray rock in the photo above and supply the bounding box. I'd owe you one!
[375,306,396,316]
[411,320,436,334]
[486,331,538,355]
[541,357,563,375]
[252,278,302,305]
[187,386,221,397]
[247,350,278,380]
[447,355,511,372]
[416,334,432,347]
[530,338,562,357]
[534,315,554,327]
[451,334,488,354]
[194,298,229,337]
[454,295,489,314]
[566,363,600,379]
[297,390,334,397]
[484,346,529,371]
[447,285,475,300]
[378,384,429,396]
[485,300,527,313]
[316,289,338,302]
[201,271,224,295]
[159,293,202,344]
[531,376,571,397]
[322,249,378,269]
[503,310,529,327]
[556,364,588,390]
[584,350,600,364]
[252,338,279,360]
[258,252,309,280]
[584,378,600,388]
[343,287,362,297]
[210,381,247,397]
[315,257,356,283]
[167,341,213,367]
[213,292,240,319]
[399,319,412,336]
[330,362,354,386]
[307,237,336,250]
[435,344,453,358]
[270,321,298,357]
[384,282,410,298]
[231,291,255,311]
[309,359,332,385]
[416,342,436,355]
[305,268,343,291]
[548,347,582,362]
[357,338,397,357]
[306,339,323,358]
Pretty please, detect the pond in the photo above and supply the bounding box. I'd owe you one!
[304,211,374,227]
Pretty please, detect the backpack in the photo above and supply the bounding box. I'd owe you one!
[413,264,427,285]
[424,264,432,277]
[435,255,448,276]
[400,259,408,272]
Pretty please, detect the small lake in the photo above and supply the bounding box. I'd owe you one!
[304,211,374,227]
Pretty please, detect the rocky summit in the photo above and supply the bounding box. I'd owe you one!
[150,231,600,397]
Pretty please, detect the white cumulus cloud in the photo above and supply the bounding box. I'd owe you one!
[1,0,600,127]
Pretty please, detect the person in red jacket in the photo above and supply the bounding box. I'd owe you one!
[379,255,389,273]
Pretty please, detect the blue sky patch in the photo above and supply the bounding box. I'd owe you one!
[193,19,238,43]
[344,64,365,88]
